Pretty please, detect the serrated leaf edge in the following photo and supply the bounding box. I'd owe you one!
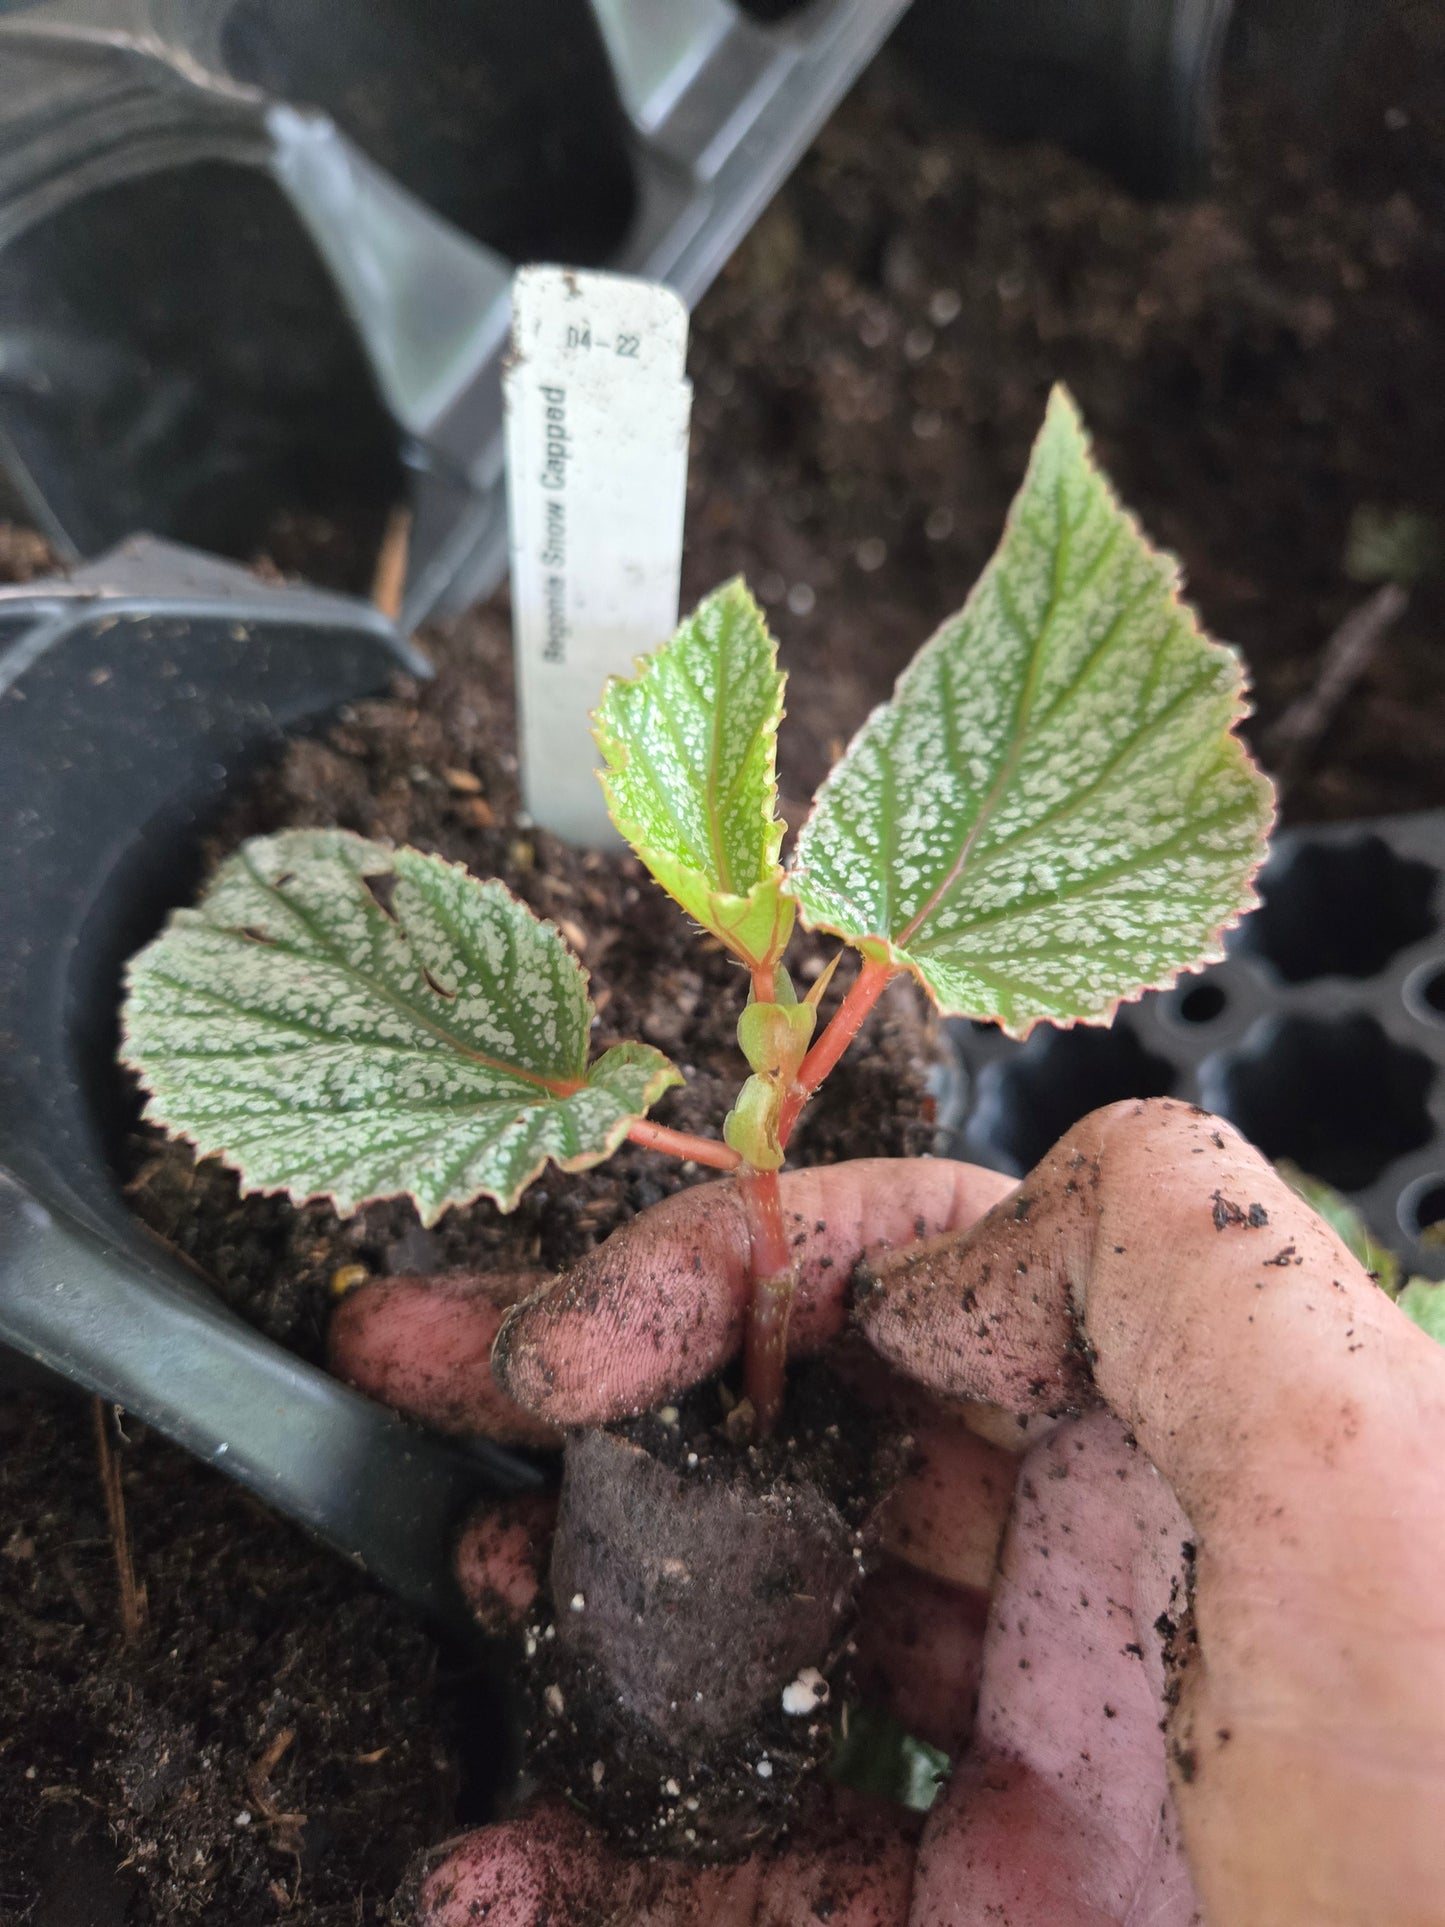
[592,577,790,965]
[784,386,1276,1039]
[121,832,682,1221]
[121,833,591,1088]
[126,1049,682,1225]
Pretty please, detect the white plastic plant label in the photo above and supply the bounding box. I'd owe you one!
[504,265,692,846]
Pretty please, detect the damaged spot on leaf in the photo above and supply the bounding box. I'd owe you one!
[362,869,399,920]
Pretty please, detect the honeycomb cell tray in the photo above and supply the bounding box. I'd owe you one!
[942,811,1445,1281]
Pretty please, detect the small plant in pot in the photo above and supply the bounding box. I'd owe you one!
[119,389,1273,1858]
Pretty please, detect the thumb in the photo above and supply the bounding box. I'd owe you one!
[857,1097,1445,1926]
[492,1157,1012,1426]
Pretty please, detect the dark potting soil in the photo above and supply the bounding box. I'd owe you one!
[680,8,1445,831]
[616,1361,886,1519]
[0,1386,494,1927]
[4,1,1444,1916]
[0,523,57,584]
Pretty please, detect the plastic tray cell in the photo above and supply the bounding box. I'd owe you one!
[0,0,912,622]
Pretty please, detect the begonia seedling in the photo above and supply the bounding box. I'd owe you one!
[122,389,1273,1432]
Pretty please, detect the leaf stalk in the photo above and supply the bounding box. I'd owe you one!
[778,954,896,1146]
[625,1119,741,1171]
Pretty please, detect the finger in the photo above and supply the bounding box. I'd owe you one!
[454,1491,556,1633]
[859,1097,1445,1925]
[328,1270,562,1447]
[913,1411,1199,1926]
[828,1347,1019,1590]
[852,1561,990,1756]
[879,1406,1017,1593]
[417,1799,757,1926]
[493,1159,1013,1426]
[419,1789,914,1927]
[753,1786,916,1923]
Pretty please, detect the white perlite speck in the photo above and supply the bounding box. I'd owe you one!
[781,1667,829,1716]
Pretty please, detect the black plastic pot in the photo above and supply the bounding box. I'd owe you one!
[0,540,541,1626]
[0,0,1366,622]
[897,0,1362,198]
[0,0,913,626]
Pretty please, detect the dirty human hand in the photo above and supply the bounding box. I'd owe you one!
[329,1099,1445,1925]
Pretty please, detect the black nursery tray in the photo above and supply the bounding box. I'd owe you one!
[0,0,910,625]
[944,813,1445,1280]
[0,542,539,1626]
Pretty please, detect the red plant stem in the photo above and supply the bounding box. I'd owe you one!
[625,1118,741,1171]
[739,1164,796,1435]
[751,960,776,1001]
[778,954,896,1146]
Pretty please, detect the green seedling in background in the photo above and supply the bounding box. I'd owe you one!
[1279,1163,1445,1346]
[122,387,1274,1433]
[1344,504,1444,587]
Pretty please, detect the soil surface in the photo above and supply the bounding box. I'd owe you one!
[686,7,1445,828]
[4,2,1444,1918]
[0,1386,479,1926]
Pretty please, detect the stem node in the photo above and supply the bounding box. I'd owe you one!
[778,955,896,1146]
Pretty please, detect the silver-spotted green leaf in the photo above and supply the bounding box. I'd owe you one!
[787,386,1274,1034]
[1277,1162,1401,1291]
[1278,1164,1445,1346]
[593,579,794,969]
[121,829,680,1224]
[1397,1277,1445,1346]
